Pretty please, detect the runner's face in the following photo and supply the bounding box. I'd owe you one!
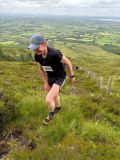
[34,44,47,55]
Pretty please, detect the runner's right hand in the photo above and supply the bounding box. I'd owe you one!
[70,77,75,85]
[44,82,50,91]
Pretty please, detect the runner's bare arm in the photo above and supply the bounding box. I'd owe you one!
[37,63,48,84]
[61,55,74,77]
[61,55,75,84]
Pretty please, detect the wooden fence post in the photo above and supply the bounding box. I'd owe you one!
[100,76,103,90]
[106,76,112,96]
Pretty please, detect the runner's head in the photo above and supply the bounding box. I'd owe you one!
[28,34,47,55]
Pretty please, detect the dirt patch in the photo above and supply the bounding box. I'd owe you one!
[0,142,10,158]
[0,128,36,158]
[0,132,10,159]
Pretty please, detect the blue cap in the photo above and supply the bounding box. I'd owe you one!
[28,34,46,50]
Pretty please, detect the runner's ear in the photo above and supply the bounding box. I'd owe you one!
[45,39,48,46]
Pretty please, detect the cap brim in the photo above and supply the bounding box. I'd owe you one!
[28,44,40,50]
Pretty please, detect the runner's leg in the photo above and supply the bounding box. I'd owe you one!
[54,94,60,108]
[46,84,60,112]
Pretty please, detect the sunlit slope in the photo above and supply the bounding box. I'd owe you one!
[55,43,120,75]
[0,60,120,160]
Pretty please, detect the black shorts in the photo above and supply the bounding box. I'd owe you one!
[48,76,66,88]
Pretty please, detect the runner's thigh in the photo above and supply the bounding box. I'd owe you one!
[46,84,60,100]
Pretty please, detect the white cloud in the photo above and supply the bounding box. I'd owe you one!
[59,0,120,8]
[1,0,120,8]
[0,0,120,16]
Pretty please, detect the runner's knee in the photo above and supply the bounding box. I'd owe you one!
[46,84,60,105]
[46,95,54,105]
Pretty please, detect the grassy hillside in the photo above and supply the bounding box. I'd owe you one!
[0,43,120,159]
[0,48,33,62]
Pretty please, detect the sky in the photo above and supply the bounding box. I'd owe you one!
[0,0,120,17]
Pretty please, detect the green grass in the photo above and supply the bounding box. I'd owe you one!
[0,41,17,45]
[0,54,120,159]
[3,92,120,160]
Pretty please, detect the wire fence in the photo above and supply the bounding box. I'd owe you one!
[75,66,120,96]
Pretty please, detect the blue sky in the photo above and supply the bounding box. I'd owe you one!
[0,0,120,17]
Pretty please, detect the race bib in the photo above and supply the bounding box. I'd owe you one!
[42,66,53,72]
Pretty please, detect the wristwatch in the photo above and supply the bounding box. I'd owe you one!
[70,75,75,79]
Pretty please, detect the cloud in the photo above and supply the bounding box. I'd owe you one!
[0,0,120,16]
[89,0,120,8]
[1,0,120,9]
